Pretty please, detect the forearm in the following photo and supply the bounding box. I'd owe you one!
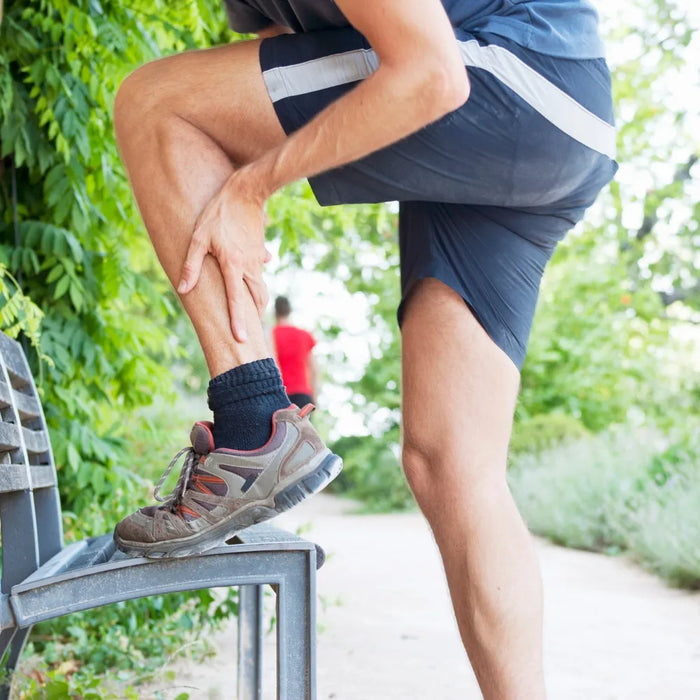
[176,0,469,341]
[227,0,469,203]
[237,60,468,202]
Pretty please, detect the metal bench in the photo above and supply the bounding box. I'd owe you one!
[0,331,323,699]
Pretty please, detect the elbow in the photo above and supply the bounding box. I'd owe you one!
[435,65,471,114]
[423,61,470,121]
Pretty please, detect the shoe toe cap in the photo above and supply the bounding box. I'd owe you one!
[114,507,159,543]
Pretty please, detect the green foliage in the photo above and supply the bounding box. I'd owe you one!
[509,429,657,552]
[518,228,690,431]
[332,429,414,512]
[30,585,236,676]
[318,212,408,511]
[12,664,140,699]
[623,430,700,587]
[518,0,700,430]
[0,0,233,531]
[0,261,47,384]
[509,413,590,456]
[0,264,43,349]
[509,426,700,588]
[0,0,240,687]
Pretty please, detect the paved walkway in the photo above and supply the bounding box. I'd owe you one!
[150,494,700,699]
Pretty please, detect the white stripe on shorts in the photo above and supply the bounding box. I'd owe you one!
[262,39,616,160]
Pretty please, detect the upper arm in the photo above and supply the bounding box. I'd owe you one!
[334,0,462,72]
[334,0,469,109]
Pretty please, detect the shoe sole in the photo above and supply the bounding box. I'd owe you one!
[114,452,342,559]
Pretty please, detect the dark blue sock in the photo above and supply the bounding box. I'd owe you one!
[207,359,290,450]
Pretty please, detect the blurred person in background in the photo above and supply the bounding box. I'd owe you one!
[271,295,319,407]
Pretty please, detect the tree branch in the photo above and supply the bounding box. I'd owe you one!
[659,280,700,306]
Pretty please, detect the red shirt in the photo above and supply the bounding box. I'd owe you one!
[273,324,316,396]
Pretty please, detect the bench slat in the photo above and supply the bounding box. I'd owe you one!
[0,466,53,492]
[22,427,48,456]
[30,465,56,489]
[231,523,325,568]
[0,381,11,409]
[0,423,22,453]
[0,466,30,493]
[14,390,41,422]
[0,334,32,389]
[19,536,116,586]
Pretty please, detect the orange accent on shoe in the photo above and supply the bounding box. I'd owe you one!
[176,504,200,519]
[195,474,226,484]
[298,403,315,419]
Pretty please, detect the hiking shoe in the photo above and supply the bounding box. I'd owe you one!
[113,404,342,558]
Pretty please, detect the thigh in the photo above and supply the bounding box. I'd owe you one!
[401,278,520,477]
[120,39,286,166]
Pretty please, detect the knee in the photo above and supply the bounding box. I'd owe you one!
[113,61,170,143]
[402,438,446,513]
[402,433,508,519]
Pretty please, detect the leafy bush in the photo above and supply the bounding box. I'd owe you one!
[0,2,241,688]
[509,413,590,457]
[332,428,414,513]
[624,431,700,588]
[509,425,700,588]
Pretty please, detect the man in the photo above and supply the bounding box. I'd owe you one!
[112,0,616,696]
[271,295,318,407]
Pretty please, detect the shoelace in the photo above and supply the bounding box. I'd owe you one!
[154,446,197,509]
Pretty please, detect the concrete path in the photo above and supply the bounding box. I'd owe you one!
[150,494,700,699]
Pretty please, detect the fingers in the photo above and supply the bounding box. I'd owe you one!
[178,232,207,295]
[246,274,269,318]
[220,259,249,343]
[179,197,270,343]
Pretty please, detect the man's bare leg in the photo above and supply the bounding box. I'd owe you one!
[401,278,546,699]
[113,40,285,374]
[111,41,345,559]
[114,39,545,692]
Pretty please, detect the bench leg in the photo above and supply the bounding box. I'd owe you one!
[0,625,31,700]
[276,557,316,700]
[0,628,16,700]
[238,585,263,700]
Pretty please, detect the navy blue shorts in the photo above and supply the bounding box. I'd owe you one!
[259,28,618,368]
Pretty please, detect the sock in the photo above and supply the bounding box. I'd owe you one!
[207,359,290,450]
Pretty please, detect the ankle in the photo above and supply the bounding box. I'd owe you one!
[208,360,289,450]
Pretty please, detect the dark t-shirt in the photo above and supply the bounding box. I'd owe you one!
[223,0,606,59]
